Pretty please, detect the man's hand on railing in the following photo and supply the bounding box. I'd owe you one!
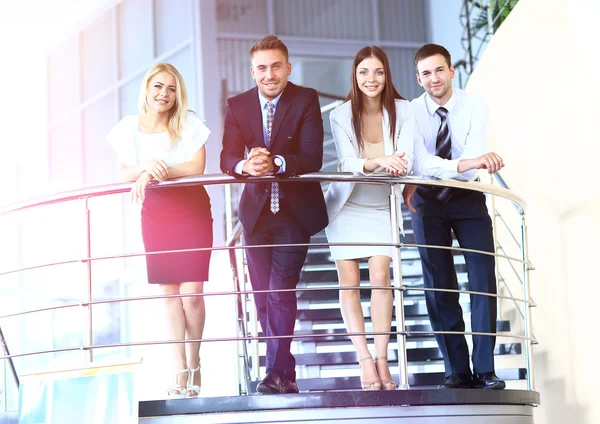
[403,184,417,213]
[242,147,273,176]
[131,171,153,204]
[458,152,505,175]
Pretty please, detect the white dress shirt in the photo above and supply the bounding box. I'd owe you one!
[234,90,286,174]
[411,87,488,182]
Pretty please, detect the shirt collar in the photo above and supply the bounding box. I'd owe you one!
[258,90,284,110]
[425,88,457,116]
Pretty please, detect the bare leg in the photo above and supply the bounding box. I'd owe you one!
[180,281,205,395]
[336,260,379,386]
[160,283,188,393]
[367,255,394,385]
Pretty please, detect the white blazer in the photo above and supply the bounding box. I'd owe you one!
[324,99,416,223]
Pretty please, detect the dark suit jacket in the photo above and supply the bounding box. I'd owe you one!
[220,82,328,236]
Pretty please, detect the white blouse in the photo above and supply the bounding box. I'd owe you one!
[106,113,210,167]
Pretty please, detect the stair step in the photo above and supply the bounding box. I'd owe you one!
[300,269,469,288]
[248,368,528,392]
[256,321,512,342]
[296,282,469,302]
[297,303,434,321]
[254,344,522,367]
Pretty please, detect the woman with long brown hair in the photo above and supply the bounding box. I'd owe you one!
[325,46,415,391]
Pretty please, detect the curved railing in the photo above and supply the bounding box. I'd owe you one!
[0,173,536,399]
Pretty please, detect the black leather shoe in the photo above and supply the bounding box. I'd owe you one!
[280,378,299,394]
[474,372,506,390]
[438,373,474,389]
[256,372,282,394]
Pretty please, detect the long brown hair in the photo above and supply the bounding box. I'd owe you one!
[346,46,404,151]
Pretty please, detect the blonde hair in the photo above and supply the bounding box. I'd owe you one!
[138,62,188,146]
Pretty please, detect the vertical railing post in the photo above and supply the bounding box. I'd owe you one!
[520,214,535,390]
[389,184,409,389]
[490,178,502,320]
[0,327,18,389]
[83,197,93,363]
[241,237,260,383]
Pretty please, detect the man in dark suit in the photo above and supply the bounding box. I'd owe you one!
[404,44,506,390]
[220,35,328,394]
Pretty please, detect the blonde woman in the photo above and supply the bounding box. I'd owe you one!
[325,46,415,390]
[107,63,212,398]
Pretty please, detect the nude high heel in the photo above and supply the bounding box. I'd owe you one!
[359,356,381,391]
[375,357,397,390]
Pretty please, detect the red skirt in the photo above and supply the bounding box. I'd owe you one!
[141,185,213,284]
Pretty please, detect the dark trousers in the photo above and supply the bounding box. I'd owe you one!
[243,200,310,382]
[410,189,497,376]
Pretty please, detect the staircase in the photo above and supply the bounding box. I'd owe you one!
[243,206,527,392]
[231,96,527,393]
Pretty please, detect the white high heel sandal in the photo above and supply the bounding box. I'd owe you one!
[186,363,201,398]
[167,369,190,399]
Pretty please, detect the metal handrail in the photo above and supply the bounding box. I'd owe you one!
[0,278,536,322]
[0,328,533,362]
[0,173,535,393]
[0,173,527,216]
[0,240,531,282]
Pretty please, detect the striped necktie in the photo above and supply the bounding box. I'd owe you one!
[266,101,279,214]
[435,107,452,202]
[435,107,451,159]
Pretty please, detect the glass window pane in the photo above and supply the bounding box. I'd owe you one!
[118,0,154,78]
[378,0,428,42]
[164,47,196,112]
[120,75,144,118]
[48,36,79,122]
[49,115,83,187]
[216,0,268,33]
[384,47,422,101]
[218,39,255,99]
[83,94,119,185]
[81,11,117,101]
[274,0,372,40]
[154,0,191,57]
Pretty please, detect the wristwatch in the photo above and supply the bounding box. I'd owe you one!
[273,156,283,173]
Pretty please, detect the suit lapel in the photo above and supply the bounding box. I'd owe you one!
[269,83,294,151]
[248,88,265,148]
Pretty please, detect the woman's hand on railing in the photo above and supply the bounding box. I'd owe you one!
[131,172,153,204]
[364,152,408,176]
[143,160,170,181]
[403,184,417,213]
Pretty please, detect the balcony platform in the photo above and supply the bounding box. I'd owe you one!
[140,389,540,423]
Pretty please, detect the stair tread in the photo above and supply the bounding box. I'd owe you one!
[254,344,522,367]
[255,321,512,340]
[248,368,528,391]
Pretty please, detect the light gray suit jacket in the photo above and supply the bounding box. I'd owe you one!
[324,99,416,223]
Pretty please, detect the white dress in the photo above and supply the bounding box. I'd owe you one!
[325,140,393,260]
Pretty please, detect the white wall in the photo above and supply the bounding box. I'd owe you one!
[467,0,600,422]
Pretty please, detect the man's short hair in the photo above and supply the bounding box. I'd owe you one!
[414,44,452,71]
[250,35,289,62]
